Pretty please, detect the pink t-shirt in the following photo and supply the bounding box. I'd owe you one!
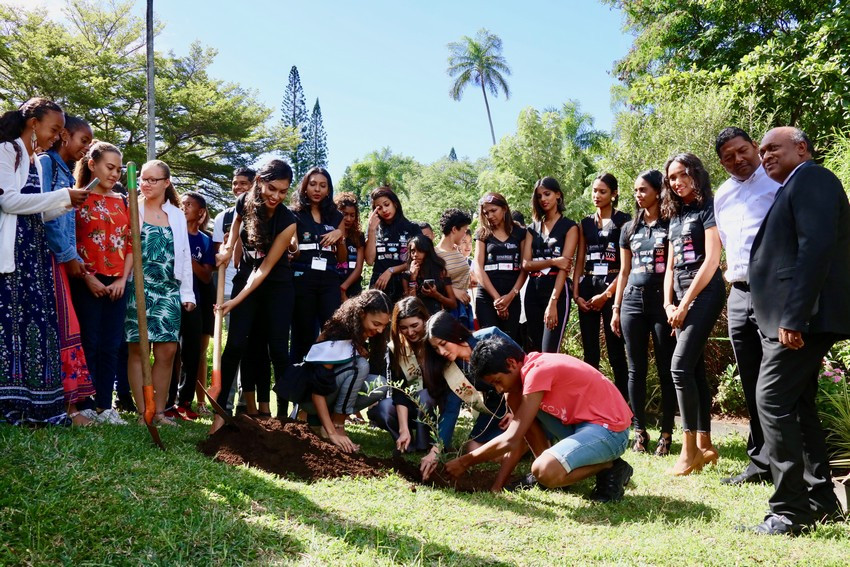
[521,352,632,432]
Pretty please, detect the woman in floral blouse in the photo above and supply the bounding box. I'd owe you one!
[71,141,132,424]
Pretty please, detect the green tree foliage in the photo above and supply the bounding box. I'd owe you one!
[402,158,482,227]
[280,65,310,181]
[0,1,294,210]
[337,147,419,202]
[606,1,849,149]
[304,98,328,169]
[447,28,511,146]
[599,86,775,208]
[478,102,604,221]
[823,132,850,194]
[604,0,832,86]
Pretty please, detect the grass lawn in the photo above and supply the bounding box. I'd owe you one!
[1,413,848,566]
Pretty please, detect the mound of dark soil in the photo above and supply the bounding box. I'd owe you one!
[197,415,506,492]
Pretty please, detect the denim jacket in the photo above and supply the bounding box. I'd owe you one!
[38,150,82,263]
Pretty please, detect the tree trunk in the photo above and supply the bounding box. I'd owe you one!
[481,82,496,146]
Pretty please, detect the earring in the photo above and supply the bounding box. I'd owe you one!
[30,130,37,151]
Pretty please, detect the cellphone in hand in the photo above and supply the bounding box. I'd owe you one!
[84,177,101,191]
[423,278,436,288]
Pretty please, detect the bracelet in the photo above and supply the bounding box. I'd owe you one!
[388,266,395,275]
[612,305,621,311]
[512,288,520,295]
[664,303,674,309]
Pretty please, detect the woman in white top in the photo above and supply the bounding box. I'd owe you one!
[125,160,194,426]
[0,97,88,424]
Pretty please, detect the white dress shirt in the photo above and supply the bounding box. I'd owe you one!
[714,164,780,283]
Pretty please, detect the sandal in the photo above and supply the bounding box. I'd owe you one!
[632,429,650,453]
[153,412,178,427]
[655,434,672,457]
[68,411,93,427]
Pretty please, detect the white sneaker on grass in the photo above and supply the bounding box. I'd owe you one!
[94,408,127,425]
[78,409,99,421]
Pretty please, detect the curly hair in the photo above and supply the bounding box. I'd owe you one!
[318,289,391,361]
[334,191,365,244]
[438,207,472,235]
[660,153,712,219]
[389,297,430,381]
[242,159,293,251]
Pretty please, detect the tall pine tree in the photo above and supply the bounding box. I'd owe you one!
[280,65,309,180]
[304,98,328,169]
[448,147,458,161]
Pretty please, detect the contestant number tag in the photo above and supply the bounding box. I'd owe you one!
[311,257,327,271]
[593,263,608,276]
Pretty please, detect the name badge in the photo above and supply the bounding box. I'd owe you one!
[484,264,498,272]
[311,257,328,271]
[299,243,318,251]
[348,261,357,269]
[593,263,608,276]
[589,252,602,261]
[498,262,514,271]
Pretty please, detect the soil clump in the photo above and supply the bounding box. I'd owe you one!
[197,415,504,492]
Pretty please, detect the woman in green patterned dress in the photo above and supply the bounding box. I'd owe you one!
[125,160,195,426]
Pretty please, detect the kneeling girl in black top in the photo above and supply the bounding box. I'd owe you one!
[522,177,578,353]
[365,186,422,303]
[290,167,347,362]
[662,153,725,475]
[573,173,630,400]
[209,160,298,434]
[610,170,677,456]
[474,192,530,343]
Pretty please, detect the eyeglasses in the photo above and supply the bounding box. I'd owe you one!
[139,177,168,185]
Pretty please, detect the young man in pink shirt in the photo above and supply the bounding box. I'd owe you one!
[445,335,634,500]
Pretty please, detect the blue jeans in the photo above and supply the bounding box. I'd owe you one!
[70,276,127,410]
[538,411,629,472]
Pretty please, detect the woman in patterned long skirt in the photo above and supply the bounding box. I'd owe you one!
[0,98,88,425]
[124,160,195,426]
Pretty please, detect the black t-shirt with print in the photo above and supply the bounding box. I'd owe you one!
[580,210,631,285]
[341,233,365,281]
[620,217,669,287]
[234,192,297,283]
[479,224,527,288]
[370,217,422,300]
[292,208,344,276]
[527,216,577,277]
[668,199,716,272]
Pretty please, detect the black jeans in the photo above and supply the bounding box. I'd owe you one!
[290,270,341,363]
[70,276,127,410]
[727,284,770,476]
[578,277,628,401]
[671,268,725,432]
[620,283,677,433]
[216,278,294,412]
[167,304,202,408]
[757,332,838,525]
[524,276,570,353]
[475,280,521,343]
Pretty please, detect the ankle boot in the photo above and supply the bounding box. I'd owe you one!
[670,431,705,476]
[697,432,719,466]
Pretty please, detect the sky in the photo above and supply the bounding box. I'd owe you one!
[21,0,634,182]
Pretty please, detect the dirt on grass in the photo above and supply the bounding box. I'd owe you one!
[197,414,504,492]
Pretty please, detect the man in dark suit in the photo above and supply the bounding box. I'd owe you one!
[747,127,849,535]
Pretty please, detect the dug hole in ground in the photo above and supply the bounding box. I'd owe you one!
[198,415,508,492]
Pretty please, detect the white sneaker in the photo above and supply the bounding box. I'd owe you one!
[95,408,127,425]
[78,409,99,421]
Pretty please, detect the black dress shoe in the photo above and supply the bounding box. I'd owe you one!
[738,513,810,536]
[721,470,771,485]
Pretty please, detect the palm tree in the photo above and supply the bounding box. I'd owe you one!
[447,29,511,146]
